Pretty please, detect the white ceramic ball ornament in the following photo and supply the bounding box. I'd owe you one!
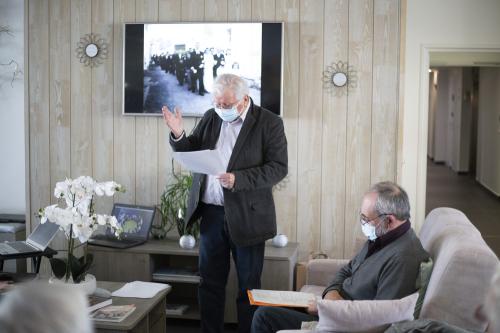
[272,234,288,248]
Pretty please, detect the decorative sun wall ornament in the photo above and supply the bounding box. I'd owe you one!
[75,33,109,67]
[322,61,358,97]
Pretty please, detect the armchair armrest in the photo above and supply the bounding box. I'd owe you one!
[305,259,349,286]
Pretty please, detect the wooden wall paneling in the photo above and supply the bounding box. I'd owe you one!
[158,0,182,216]
[135,0,159,206]
[344,0,374,258]
[49,0,71,250]
[92,0,114,213]
[228,0,251,21]
[320,0,348,259]
[252,0,275,21]
[181,0,205,21]
[180,0,204,140]
[113,0,136,204]
[275,0,299,242]
[205,0,228,20]
[296,0,324,259]
[28,0,50,250]
[396,0,406,185]
[70,0,92,178]
[371,0,399,183]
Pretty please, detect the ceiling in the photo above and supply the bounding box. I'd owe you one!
[430,51,500,67]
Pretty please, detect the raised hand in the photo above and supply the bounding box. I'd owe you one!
[162,105,184,138]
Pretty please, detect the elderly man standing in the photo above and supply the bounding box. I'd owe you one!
[162,74,288,333]
[251,181,429,333]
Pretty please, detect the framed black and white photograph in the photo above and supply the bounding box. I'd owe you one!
[123,22,283,117]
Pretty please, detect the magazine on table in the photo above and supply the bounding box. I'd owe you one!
[91,304,136,322]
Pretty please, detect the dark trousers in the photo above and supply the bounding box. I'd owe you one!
[251,306,318,333]
[198,204,265,333]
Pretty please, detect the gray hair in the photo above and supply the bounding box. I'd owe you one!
[0,282,92,333]
[213,73,249,100]
[367,181,410,221]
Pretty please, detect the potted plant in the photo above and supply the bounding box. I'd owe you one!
[38,176,124,294]
[154,171,199,248]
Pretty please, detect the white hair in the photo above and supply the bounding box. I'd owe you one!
[0,282,92,333]
[213,73,249,100]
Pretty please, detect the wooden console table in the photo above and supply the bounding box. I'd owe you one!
[89,240,298,323]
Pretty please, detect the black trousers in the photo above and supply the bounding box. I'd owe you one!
[251,306,317,333]
[198,203,265,333]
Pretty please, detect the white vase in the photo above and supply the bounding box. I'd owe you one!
[179,235,196,249]
[49,273,97,295]
[272,234,288,248]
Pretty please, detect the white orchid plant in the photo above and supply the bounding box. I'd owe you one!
[38,176,125,283]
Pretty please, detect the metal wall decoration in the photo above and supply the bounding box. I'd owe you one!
[75,33,109,67]
[322,60,357,97]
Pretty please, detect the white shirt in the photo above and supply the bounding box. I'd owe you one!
[201,102,250,206]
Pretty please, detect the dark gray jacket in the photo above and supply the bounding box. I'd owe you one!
[323,228,429,300]
[170,101,288,246]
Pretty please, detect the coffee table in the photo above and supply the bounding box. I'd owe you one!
[95,281,170,333]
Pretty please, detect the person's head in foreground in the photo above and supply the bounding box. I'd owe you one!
[0,281,92,333]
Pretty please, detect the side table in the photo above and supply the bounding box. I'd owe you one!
[95,281,170,333]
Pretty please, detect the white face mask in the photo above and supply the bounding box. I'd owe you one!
[361,222,378,241]
[214,104,240,122]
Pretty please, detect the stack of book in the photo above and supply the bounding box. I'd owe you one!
[87,295,112,313]
[165,303,189,315]
[152,267,200,283]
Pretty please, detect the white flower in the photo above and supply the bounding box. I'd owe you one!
[54,180,69,199]
[96,214,107,225]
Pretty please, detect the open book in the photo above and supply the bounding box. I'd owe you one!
[247,289,316,308]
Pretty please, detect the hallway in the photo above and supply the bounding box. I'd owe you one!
[426,159,500,257]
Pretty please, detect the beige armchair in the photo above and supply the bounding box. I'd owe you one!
[279,207,499,333]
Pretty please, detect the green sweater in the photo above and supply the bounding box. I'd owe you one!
[323,228,429,300]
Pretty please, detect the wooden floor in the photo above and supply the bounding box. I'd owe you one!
[166,318,237,333]
[426,159,500,257]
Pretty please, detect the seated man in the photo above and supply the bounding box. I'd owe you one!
[251,181,430,333]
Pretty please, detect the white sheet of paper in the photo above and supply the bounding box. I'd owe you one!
[172,149,226,175]
[111,281,171,298]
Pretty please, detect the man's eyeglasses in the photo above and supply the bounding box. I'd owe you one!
[213,100,240,110]
[359,213,388,226]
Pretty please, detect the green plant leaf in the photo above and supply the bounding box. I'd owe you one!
[49,258,67,279]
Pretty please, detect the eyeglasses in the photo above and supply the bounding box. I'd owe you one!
[213,100,241,110]
[359,213,388,226]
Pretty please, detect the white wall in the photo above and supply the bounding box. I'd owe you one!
[433,69,449,163]
[0,0,25,214]
[477,67,500,196]
[403,0,500,228]
[427,71,437,159]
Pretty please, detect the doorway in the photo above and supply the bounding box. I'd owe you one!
[425,51,500,257]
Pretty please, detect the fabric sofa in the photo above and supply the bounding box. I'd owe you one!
[280,207,499,332]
